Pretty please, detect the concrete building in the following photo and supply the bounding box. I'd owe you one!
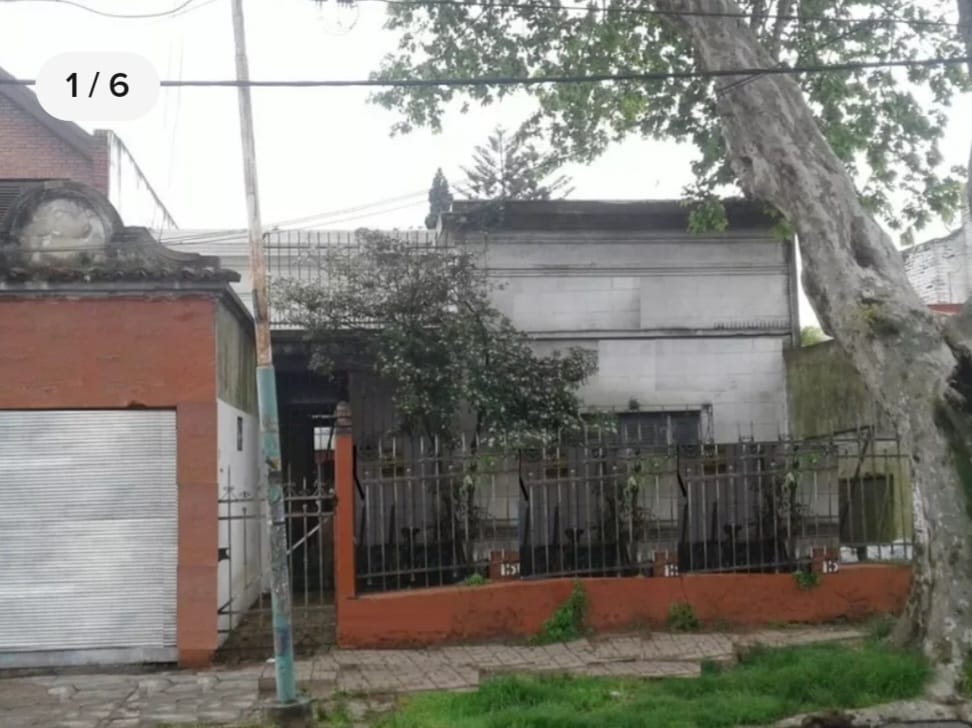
[178,200,798,471]
[0,65,175,231]
[442,200,800,443]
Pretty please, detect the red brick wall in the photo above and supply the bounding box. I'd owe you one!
[337,567,912,648]
[0,95,107,195]
[0,296,219,666]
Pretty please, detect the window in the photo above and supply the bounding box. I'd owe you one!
[617,411,700,446]
[236,416,243,452]
[313,425,333,453]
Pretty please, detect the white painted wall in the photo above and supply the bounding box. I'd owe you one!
[903,220,972,305]
[530,337,787,441]
[475,232,791,333]
[216,398,262,644]
[465,229,795,441]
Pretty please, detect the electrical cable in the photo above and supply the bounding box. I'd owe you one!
[359,0,968,30]
[0,0,202,19]
[0,54,968,88]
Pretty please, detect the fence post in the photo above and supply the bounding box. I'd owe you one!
[333,402,356,617]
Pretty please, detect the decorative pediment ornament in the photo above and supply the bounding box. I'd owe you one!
[0,180,239,283]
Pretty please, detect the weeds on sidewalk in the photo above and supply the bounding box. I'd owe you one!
[380,642,928,728]
[531,581,587,645]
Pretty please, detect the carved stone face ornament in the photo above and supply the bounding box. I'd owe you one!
[0,180,235,283]
[20,198,109,263]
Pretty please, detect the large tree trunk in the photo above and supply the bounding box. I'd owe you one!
[654,0,972,696]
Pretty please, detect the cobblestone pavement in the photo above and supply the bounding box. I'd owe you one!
[0,627,863,728]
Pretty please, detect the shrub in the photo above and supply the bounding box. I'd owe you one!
[667,602,699,632]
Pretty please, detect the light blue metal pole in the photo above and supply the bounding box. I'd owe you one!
[257,365,297,704]
[231,0,299,709]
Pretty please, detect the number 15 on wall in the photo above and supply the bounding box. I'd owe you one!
[36,53,159,122]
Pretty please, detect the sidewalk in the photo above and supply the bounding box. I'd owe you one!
[0,626,864,728]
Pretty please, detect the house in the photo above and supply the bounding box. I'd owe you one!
[0,180,257,669]
[0,64,176,231]
[178,201,798,486]
[438,199,800,443]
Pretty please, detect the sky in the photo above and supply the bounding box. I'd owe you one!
[1,0,970,329]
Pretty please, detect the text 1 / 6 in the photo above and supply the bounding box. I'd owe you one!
[65,72,130,99]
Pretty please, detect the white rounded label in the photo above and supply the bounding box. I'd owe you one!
[35,52,159,122]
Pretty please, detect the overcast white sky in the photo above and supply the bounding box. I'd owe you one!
[1,0,970,328]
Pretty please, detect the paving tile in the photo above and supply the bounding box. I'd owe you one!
[0,626,864,726]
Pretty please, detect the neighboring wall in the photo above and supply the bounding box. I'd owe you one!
[903,215,972,305]
[215,301,261,643]
[784,340,890,439]
[0,93,107,194]
[784,341,911,546]
[0,71,175,230]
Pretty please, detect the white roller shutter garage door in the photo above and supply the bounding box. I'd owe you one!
[0,410,178,668]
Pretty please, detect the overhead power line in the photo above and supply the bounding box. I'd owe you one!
[1,54,969,88]
[0,0,204,19]
[156,190,427,245]
[366,0,969,30]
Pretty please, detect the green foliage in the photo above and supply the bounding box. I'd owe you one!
[275,229,596,442]
[667,602,700,632]
[461,573,487,587]
[379,643,928,728]
[371,0,968,238]
[960,652,972,697]
[793,569,821,591]
[424,167,453,229]
[865,615,896,644]
[461,124,572,201]
[531,581,587,645]
[800,326,826,347]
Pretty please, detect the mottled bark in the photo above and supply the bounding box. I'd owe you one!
[654,0,972,696]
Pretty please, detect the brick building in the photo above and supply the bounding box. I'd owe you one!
[0,180,255,669]
[0,65,175,230]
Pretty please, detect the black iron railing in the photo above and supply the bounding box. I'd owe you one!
[352,429,913,593]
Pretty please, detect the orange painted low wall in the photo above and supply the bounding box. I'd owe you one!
[336,565,911,648]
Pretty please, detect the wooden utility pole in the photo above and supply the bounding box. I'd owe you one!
[230,0,298,709]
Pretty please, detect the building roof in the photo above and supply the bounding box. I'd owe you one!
[444,198,778,232]
[0,66,96,160]
[901,225,965,261]
[929,303,962,315]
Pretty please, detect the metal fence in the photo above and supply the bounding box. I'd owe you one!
[264,229,439,328]
[215,478,335,661]
[353,430,912,593]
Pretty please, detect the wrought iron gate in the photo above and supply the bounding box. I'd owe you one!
[215,478,335,662]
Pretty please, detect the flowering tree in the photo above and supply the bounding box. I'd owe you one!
[275,229,596,443]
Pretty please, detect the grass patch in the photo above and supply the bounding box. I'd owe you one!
[531,581,587,645]
[865,614,896,645]
[667,602,700,632]
[461,573,488,587]
[378,642,928,728]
